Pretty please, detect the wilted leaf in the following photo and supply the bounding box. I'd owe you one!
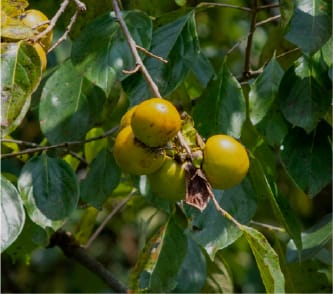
[39,60,106,144]
[1,175,25,253]
[18,154,79,229]
[1,41,42,136]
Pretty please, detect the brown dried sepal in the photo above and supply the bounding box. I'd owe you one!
[184,161,213,212]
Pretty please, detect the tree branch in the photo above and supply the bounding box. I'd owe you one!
[50,230,127,293]
[111,0,161,97]
[243,0,258,78]
[0,126,118,159]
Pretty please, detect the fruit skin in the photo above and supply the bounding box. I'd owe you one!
[32,43,47,71]
[131,98,181,147]
[120,106,137,130]
[202,134,249,189]
[113,126,165,175]
[148,156,186,201]
[21,9,53,51]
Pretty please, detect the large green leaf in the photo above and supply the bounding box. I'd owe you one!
[18,154,79,229]
[281,123,332,198]
[279,58,331,132]
[242,226,285,293]
[187,178,256,259]
[201,250,234,293]
[124,11,201,105]
[193,61,246,138]
[71,10,152,96]
[129,216,188,292]
[39,60,106,144]
[287,213,332,263]
[83,127,108,164]
[285,0,332,54]
[1,175,25,253]
[80,149,121,209]
[249,157,302,253]
[174,236,207,293]
[249,58,284,125]
[1,41,42,136]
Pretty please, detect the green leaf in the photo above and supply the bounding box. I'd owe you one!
[1,41,42,136]
[84,127,108,164]
[130,216,188,292]
[149,217,188,292]
[281,123,332,198]
[1,175,25,253]
[18,154,79,229]
[279,60,331,132]
[39,60,106,144]
[5,216,49,263]
[201,250,234,293]
[174,236,207,292]
[193,61,246,138]
[249,157,302,253]
[285,0,332,54]
[249,58,284,124]
[80,149,121,209]
[187,178,256,259]
[285,259,331,292]
[242,225,285,293]
[71,10,152,96]
[124,11,201,105]
[287,213,332,263]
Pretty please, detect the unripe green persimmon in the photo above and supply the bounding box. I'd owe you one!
[113,126,165,175]
[131,98,181,147]
[202,134,249,189]
[148,156,186,201]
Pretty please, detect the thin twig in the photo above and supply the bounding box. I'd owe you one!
[85,190,136,249]
[243,0,258,78]
[72,0,87,11]
[31,0,71,43]
[250,220,286,232]
[122,63,141,74]
[197,2,252,12]
[256,14,281,27]
[209,194,243,228]
[136,45,168,63]
[257,3,280,10]
[48,9,79,52]
[112,0,193,159]
[276,47,300,59]
[50,230,127,293]
[111,0,161,97]
[0,126,118,159]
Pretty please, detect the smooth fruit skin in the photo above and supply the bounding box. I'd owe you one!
[148,156,186,201]
[113,126,165,175]
[21,9,53,50]
[32,43,47,71]
[202,135,249,189]
[131,98,181,147]
[120,106,137,130]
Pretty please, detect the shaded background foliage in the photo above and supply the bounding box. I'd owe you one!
[1,0,332,293]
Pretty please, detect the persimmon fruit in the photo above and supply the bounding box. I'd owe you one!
[202,134,249,189]
[131,98,181,147]
[113,126,165,175]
